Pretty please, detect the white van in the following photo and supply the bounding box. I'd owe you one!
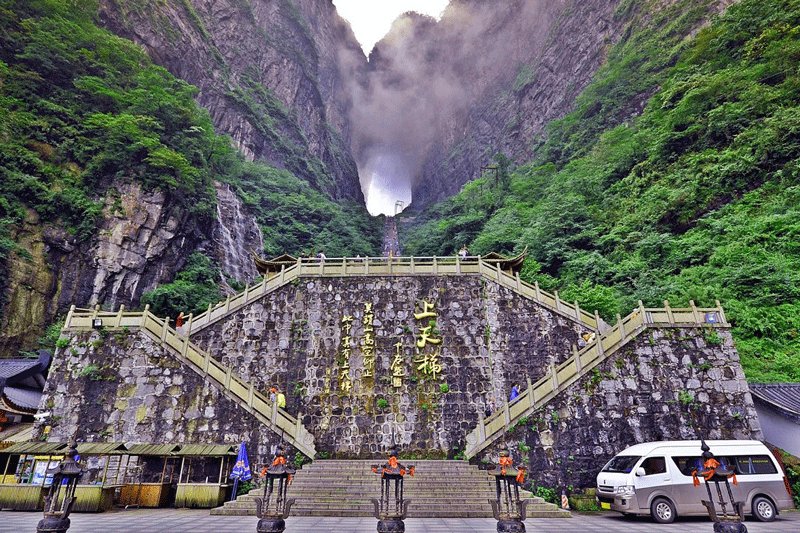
[595,440,794,523]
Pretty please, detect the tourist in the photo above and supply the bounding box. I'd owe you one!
[317,250,327,262]
[276,388,287,409]
[176,312,185,328]
[509,384,520,402]
[458,245,468,259]
[484,399,495,418]
[269,387,277,404]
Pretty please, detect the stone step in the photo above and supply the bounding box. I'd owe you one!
[211,460,570,518]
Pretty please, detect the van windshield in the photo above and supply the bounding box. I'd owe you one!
[602,456,641,473]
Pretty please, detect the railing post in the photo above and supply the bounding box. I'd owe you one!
[515,272,521,292]
[224,295,232,313]
[365,257,370,275]
[225,366,232,389]
[594,310,603,332]
[206,303,213,318]
[248,383,255,408]
[243,283,249,302]
[342,258,347,276]
[596,333,605,358]
[503,401,511,427]
[143,304,150,316]
[664,300,674,324]
[410,256,415,273]
[534,281,541,301]
[280,265,286,283]
[65,305,76,329]
[574,301,581,322]
[690,300,701,323]
[529,384,536,409]
[716,300,727,325]
[573,344,582,372]
[433,256,438,275]
[91,304,100,321]
[638,300,647,324]
[477,413,486,442]
[182,335,190,357]
[185,313,193,335]
[204,350,211,375]
[319,257,324,276]
[161,317,170,341]
[554,291,561,312]
[617,314,625,340]
[550,362,559,390]
[115,305,125,327]
[456,256,461,274]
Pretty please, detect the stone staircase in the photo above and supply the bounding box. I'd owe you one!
[211,460,570,518]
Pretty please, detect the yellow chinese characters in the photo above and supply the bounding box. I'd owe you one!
[362,302,376,379]
[338,315,354,393]
[412,299,444,380]
[391,341,405,388]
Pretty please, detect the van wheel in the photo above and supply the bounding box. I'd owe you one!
[650,497,676,524]
[752,496,776,522]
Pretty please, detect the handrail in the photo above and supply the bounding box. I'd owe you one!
[62,306,316,458]
[186,256,612,335]
[463,299,728,459]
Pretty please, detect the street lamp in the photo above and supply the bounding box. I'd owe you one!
[488,448,529,533]
[254,446,296,533]
[370,448,414,533]
[37,439,85,533]
[693,439,747,533]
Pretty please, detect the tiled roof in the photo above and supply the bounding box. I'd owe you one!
[750,383,800,417]
[0,359,41,379]
[3,386,42,410]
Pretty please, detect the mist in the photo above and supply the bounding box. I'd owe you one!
[344,0,566,214]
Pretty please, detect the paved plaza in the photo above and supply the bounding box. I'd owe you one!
[0,510,798,532]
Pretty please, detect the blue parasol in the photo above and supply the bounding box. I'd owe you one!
[229,442,252,500]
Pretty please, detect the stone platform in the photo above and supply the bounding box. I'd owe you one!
[211,460,570,518]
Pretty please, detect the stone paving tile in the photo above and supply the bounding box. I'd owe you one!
[0,509,797,532]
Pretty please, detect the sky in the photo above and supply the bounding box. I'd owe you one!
[332,0,450,55]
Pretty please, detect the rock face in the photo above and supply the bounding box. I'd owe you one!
[0,180,263,357]
[212,181,263,286]
[97,0,367,202]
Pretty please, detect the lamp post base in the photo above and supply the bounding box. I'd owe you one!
[36,516,71,533]
[256,517,286,533]
[713,523,747,533]
[377,518,406,532]
[496,518,526,533]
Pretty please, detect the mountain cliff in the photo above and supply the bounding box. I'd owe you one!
[97,0,367,202]
[0,0,380,358]
[354,0,732,210]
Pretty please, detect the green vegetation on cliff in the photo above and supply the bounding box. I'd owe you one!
[0,0,379,309]
[401,0,800,382]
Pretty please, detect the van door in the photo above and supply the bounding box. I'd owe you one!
[669,455,707,515]
[633,456,672,510]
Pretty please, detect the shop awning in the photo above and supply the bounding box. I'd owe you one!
[1,441,67,454]
[126,443,181,456]
[173,444,237,456]
[77,442,128,455]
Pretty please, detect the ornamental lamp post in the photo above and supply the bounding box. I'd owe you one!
[37,439,85,533]
[693,439,747,533]
[254,446,296,533]
[488,448,529,533]
[370,448,414,533]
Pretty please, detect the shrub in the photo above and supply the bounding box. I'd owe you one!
[376,398,389,410]
[439,383,450,393]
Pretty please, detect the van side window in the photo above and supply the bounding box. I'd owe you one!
[641,456,667,475]
[671,456,702,476]
[727,455,778,475]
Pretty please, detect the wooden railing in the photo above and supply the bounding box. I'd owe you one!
[186,256,608,335]
[62,305,317,458]
[463,300,728,459]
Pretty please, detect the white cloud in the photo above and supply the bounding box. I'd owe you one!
[332,0,449,55]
